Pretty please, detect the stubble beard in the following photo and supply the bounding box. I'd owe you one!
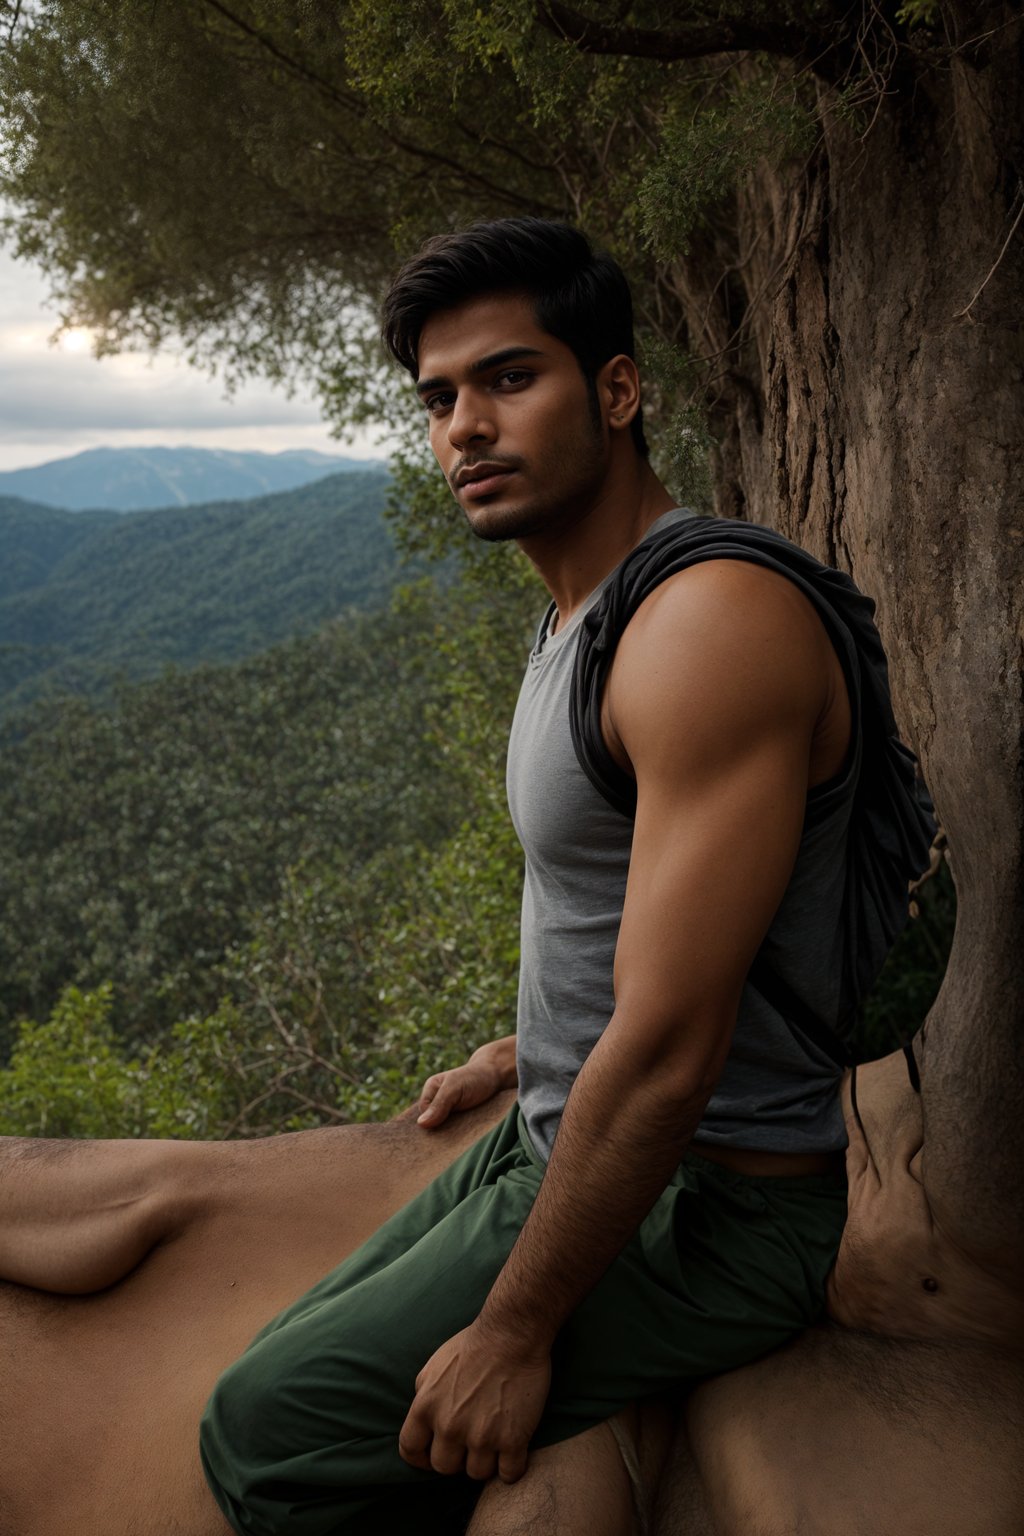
[463,492,574,544]
[459,416,606,545]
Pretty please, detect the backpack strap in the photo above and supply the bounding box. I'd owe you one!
[568,513,936,1074]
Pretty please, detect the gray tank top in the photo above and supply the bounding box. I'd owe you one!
[507,509,860,1161]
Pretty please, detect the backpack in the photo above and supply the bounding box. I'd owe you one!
[568,514,937,1069]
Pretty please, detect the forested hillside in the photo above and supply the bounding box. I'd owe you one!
[0,445,378,511]
[0,496,121,598]
[0,554,541,1135]
[0,469,399,716]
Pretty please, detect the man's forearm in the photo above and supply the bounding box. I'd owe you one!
[477,1013,724,1349]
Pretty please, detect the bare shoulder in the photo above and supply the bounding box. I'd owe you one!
[606,558,832,760]
[619,557,830,670]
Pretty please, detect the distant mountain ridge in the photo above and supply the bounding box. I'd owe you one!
[0,468,402,719]
[0,445,385,512]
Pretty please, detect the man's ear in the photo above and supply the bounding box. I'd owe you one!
[596,354,642,435]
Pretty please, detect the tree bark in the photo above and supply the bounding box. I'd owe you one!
[673,5,1024,1266]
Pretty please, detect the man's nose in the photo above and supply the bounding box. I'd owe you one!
[447,394,497,450]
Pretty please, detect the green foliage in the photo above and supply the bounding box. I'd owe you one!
[0,591,525,1136]
[0,471,399,717]
[0,982,319,1138]
[349,805,524,1122]
[0,585,464,1042]
[0,985,260,1139]
[896,1,941,27]
[637,336,717,510]
[638,71,816,261]
[0,498,121,600]
[345,0,595,133]
[0,551,539,1137]
[0,983,145,1137]
[339,577,538,1117]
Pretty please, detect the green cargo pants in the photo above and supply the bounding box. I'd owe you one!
[200,1105,846,1536]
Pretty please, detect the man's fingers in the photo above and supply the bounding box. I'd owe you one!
[397,1406,433,1470]
[497,1445,529,1483]
[428,1434,467,1476]
[417,1075,450,1126]
[465,1446,498,1482]
[418,1073,443,1107]
[418,1074,467,1126]
[417,1057,503,1127]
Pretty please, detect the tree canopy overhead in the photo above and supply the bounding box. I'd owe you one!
[0,1,956,460]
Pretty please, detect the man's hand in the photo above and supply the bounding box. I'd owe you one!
[417,1036,517,1128]
[398,1320,551,1482]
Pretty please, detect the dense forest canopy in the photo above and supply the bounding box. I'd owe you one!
[0,469,399,715]
[0,562,541,1134]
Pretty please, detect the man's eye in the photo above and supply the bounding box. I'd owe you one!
[423,393,454,414]
[497,369,530,386]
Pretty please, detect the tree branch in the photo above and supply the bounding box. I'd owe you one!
[535,0,836,62]
[954,179,1024,321]
[199,0,564,215]
[2,0,22,45]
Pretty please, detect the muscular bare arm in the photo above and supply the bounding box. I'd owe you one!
[399,561,834,1483]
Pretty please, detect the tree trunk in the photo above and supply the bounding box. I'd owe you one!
[677,5,1024,1267]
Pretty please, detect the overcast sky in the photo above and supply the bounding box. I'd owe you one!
[0,231,393,472]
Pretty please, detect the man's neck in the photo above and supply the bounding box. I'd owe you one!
[519,461,676,629]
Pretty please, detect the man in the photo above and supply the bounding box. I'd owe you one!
[199,218,924,1535]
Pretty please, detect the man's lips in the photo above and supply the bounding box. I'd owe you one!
[455,464,518,499]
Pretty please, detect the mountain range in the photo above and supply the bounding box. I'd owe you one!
[0,467,405,720]
[0,446,384,512]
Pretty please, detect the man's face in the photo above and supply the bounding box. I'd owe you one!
[415,293,609,543]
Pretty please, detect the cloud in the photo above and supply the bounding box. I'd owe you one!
[0,232,394,470]
[0,352,328,434]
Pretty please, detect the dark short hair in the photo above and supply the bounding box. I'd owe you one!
[380,217,648,456]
